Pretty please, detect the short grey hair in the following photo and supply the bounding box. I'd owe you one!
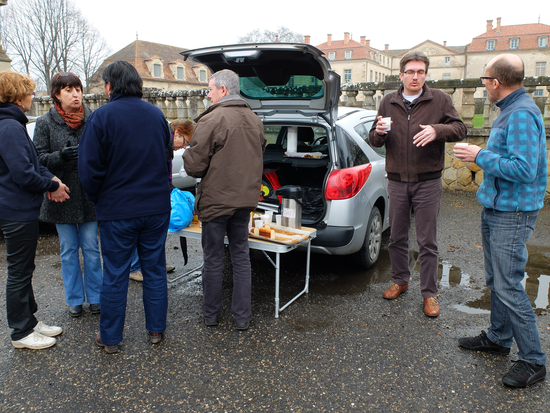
[209,69,240,95]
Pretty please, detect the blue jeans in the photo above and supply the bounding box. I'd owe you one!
[98,213,169,345]
[130,248,141,272]
[56,221,102,306]
[482,208,546,366]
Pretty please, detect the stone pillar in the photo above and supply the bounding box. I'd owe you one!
[155,96,167,117]
[187,95,199,120]
[345,90,359,107]
[461,88,477,128]
[362,90,376,110]
[545,86,550,129]
[165,97,178,119]
[176,97,188,119]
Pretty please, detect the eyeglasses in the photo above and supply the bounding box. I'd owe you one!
[480,76,501,84]
[402,70,426,76]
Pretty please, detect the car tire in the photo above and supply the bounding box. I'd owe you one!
[353,206,382,270]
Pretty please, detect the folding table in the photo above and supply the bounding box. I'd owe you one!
[169,223,316,318]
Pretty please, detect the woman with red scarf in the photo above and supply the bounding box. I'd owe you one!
[34,72,102,318]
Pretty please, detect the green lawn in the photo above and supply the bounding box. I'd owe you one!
[472,114,485,128]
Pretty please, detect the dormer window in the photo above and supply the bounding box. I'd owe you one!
[486,40,495,51]
[153,64,161,78]
[200,70,206,82]
[345,50,352,60]
[538,36,548,48]
[177,66,184,80]
[509,38,519,49]
[328,52,335,61]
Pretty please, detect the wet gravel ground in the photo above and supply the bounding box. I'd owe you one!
[0,191,549,412]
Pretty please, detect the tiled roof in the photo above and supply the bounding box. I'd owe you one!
[90,40,205,85]
[315,39,389,62]
[469,23,550,52]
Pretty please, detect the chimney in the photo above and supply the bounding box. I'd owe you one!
[344,32,350,44]
[486,19,493,32]
[443,40,447,47]
[496,17,501,32]
[304,35,311,45]
[365,39,370,48]
[327,34,332,46]
[385,44,389,52]
[360,36,366,46]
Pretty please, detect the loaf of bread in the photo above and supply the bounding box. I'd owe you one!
[252,224,307,242]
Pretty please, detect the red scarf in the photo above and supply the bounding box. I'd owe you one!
[54,102,85,130]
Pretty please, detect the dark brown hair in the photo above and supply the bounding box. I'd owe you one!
[400,51,430,73]
[50,72,83,104]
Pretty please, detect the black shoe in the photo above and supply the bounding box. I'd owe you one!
[236,321,249,331]
[69,305,83,318]
[502,360,546,387]
[203,316,218,327]
[458,330,510,355]
[89,303,100,314]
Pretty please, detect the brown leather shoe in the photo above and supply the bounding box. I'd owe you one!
[382,283,409,299]
[424,297,440,317]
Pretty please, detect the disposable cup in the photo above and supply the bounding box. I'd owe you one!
[381,117,392,131]
[275,215,282,225]
[454,143,468,149]
[254,219,264,228]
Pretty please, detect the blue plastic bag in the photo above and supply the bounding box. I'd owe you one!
[168,189,195,232]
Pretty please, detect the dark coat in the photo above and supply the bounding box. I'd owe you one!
[34,105,96,224]
[183,96,266,222]
[0,103,58,221]
[369,84,466,182]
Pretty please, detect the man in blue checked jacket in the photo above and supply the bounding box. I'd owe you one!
[454,54,547,388]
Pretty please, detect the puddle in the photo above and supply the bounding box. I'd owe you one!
[309,246,550,313]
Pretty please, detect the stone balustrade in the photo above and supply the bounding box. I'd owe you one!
[29,78,550,199]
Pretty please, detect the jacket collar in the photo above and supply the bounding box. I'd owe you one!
[0,102,28,125]
[496,87,525,111]
[195,96,251,123]
[390,84,432,106]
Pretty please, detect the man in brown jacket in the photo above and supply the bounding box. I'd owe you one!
[369,51,466,317]
[184,69,266,330]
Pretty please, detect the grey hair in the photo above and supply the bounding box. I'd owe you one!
[209,69,240,95]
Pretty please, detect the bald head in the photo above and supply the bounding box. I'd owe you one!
[486,54,524,89]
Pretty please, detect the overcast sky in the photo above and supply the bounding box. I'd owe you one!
[74,0,546,54]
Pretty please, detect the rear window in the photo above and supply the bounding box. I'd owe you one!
[335,126,370,168]
[240,75,324,99]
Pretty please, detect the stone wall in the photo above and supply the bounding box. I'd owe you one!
[29,80,550,199]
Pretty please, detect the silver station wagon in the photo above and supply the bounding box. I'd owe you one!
[181,43,389,269]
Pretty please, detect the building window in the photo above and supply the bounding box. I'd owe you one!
[538,37,548,48]
[329,52,335,61]
[444,57,450,66]
[375,72,378,82]
[345,51,352,60]
[534,89,543,97]
[370,70,373,81]
[153,64,161,78]
[200,70,206,82]
[509,38,519,49]
[535,62,547,76]
[486,40,495,51]
[344,69,351,83]
[483,90,487,98]
[177,67,184,80]
[442,73,451,80]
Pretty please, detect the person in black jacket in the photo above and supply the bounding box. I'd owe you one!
[34,72,102,318]
[0,71,70,350]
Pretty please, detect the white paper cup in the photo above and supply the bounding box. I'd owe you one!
[254,219,264,228]
[275,215,282,225]
[381,117,391,131]
[454,143,468,149]
[264,211,273,223]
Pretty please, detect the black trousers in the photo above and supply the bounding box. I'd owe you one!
[0,219,39,341]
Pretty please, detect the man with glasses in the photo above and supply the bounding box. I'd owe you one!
[369,51,466,317]
[455,54,547,387]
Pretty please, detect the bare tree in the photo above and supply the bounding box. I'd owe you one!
[238,26,304,44]
[2,0,110,91]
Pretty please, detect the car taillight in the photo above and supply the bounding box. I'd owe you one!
[325,164,372,200]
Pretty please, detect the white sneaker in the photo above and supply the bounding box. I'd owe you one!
[34,321,63,337]
[12,331,56,350]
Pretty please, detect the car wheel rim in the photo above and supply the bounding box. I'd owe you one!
[368,213,382,260]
